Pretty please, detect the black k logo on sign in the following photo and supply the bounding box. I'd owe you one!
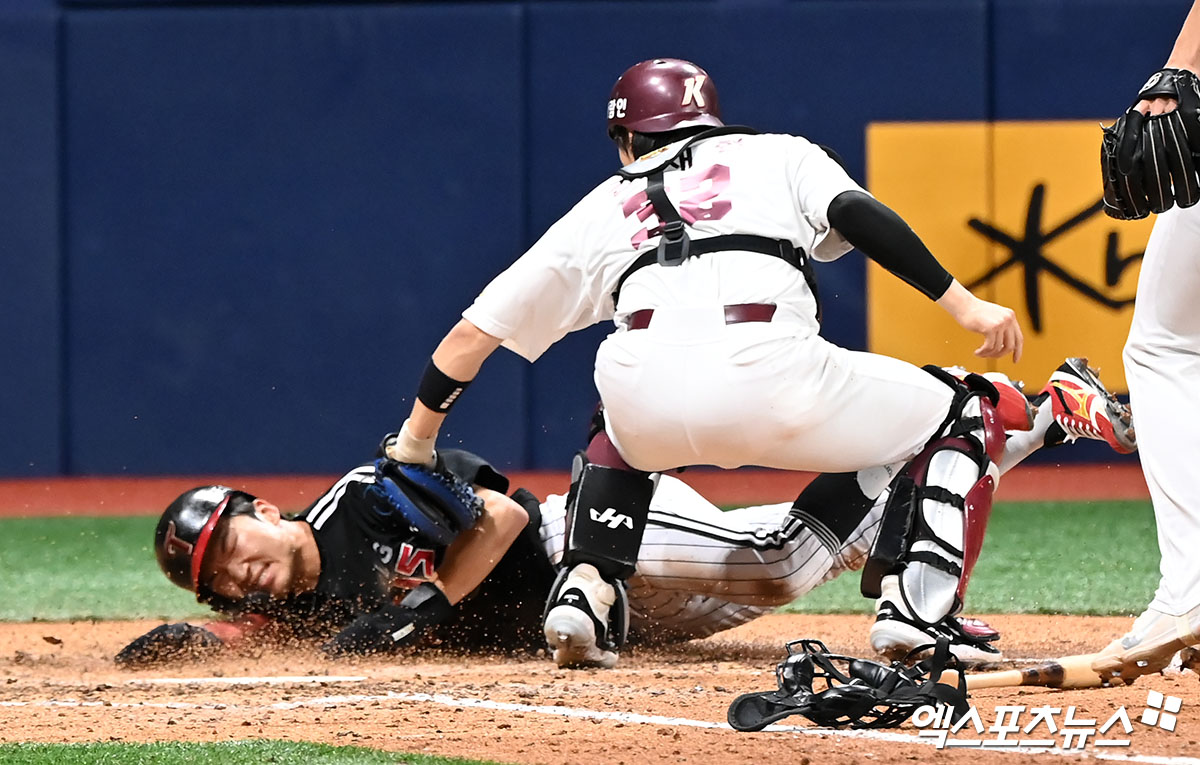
[965,184,1142,332]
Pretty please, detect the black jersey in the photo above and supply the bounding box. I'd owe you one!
[240,449,555,650]
[425,486,558,652]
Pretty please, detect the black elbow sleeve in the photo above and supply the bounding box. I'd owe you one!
[827,191,953,300]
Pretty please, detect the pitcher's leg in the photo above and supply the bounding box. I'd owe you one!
[1095,207,1200,684]
[1126,207,1200,616]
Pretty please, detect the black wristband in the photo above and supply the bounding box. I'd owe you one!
[417,358,472,413]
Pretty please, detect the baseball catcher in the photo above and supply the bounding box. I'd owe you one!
[1102,67,1200,220]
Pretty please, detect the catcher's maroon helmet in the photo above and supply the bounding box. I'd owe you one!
[607,58,723,135]
[155,485,248,593]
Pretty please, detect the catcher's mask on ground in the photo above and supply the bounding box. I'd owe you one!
[727,638,968,731]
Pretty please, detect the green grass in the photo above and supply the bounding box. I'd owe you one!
[0,516,209,621]
[0,500,1162,622]
[783,499,1160,616]
[0,502,1161,765]
[0,741,507,764]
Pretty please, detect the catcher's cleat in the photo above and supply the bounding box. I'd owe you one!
[543,564,619,669]
[943,366,1035,431]
[1092,604,1200,685]
[1040,357,1136,454]
[870,596,1003,668]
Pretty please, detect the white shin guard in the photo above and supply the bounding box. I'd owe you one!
[887,391,1003,627]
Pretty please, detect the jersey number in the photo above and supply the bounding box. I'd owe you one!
[623,164,732,248]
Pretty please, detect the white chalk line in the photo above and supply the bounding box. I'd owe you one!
[130,674,368,686]
[4,676,1198,765]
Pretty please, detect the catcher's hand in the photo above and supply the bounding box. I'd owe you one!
[114,622,223,667]
[1102,68,1200,220]
[367,452,483,547]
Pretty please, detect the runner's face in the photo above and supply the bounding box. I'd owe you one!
[198,500,297,600]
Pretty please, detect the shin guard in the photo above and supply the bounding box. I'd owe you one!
[547,452,655,653]
[561,453,656,580]
[862,373,1004,624]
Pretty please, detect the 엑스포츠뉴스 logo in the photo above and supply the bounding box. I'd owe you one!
[912,689,1184,750]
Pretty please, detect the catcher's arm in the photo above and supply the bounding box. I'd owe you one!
[389,319,503,466]
[826,191,1022,363]
[322,487,528,656]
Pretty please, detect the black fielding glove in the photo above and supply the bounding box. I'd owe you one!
[366,452,483,548]
[1102,68,1200,220]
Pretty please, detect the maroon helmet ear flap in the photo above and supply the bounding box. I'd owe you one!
[607,58,723,135]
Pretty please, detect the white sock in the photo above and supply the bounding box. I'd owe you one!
[998,397,1054,474]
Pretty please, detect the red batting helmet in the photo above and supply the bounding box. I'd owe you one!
[607,58,724,135]
[155,485,251,593]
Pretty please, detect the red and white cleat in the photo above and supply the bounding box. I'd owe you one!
[942,367,1036,432]
[1040,357,1136,454]
[980,372,1037,432]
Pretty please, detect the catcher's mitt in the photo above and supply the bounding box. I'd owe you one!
[368,453,484,547]
[727,638,968,731]
[1102,68,1200,220]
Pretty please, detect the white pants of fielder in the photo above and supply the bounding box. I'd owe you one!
[590,308,998,641]
[1125,203,1200,617]
[594,313,952,474]
[539,430,1036,646]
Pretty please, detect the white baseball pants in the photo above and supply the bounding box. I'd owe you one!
[593,309,953,474]
[1124,204,1200,615]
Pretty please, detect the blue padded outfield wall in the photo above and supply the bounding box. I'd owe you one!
[0,0,1187,476]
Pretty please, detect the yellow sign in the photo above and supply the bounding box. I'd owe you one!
[866,121,1155,393]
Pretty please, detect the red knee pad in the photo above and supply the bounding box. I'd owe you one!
[978,395,1006,465]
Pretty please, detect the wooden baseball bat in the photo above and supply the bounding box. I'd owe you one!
[936,653,1118,690]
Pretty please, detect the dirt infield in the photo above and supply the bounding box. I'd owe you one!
[3,613,1198,764]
